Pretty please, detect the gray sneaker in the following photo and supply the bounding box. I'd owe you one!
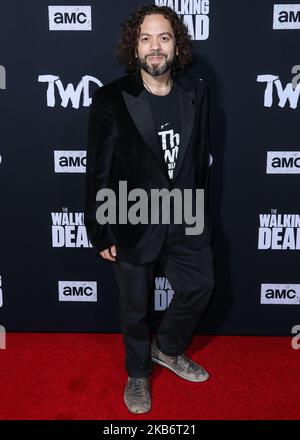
[151,337,210,382]
[124,376,151,414]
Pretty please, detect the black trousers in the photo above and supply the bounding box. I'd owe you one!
[112,223,215,378]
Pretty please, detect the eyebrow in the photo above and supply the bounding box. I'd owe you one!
[139,32,173,37]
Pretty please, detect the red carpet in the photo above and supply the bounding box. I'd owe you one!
[0,333,299,420]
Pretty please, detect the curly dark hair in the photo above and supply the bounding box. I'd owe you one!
[115,4,194,74]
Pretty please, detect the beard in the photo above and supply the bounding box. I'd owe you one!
[136,52,176,77]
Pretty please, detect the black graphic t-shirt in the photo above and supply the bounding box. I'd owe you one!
[145,81,181,181]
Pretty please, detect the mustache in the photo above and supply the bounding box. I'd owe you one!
[147,53,165,57]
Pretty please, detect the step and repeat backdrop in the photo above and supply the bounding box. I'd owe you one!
[0,0,299,335]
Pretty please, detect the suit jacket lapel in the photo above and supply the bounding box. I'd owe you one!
[172,83,196,183]
[121,69,196,184]
[122,88,170,182]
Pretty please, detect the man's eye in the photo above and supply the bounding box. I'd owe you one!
[141,38,149,42]
[161,37,169,41]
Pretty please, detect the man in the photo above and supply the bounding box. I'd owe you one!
[84,5,215,414]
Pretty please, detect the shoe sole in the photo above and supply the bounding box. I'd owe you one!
[151,356,210,382]
[124,395,151,414]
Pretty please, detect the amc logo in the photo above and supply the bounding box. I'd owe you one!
[261,284,300,304]
[48,6,92,31]
[0,65,6,90]
[273,4,300,29]
[266,151,300,174]
[54,151,86,173]
[58,281,97,302]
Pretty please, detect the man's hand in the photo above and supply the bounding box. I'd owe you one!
[99,244,117,262]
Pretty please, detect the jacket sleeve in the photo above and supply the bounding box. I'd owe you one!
[84,88,118,253]
[196,81,211,192]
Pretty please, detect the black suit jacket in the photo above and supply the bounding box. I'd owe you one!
[84,68,213,264]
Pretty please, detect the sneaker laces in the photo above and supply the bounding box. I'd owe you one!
[128,378,149,397]
[177,354,199,372]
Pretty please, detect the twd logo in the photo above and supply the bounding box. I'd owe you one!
[38,75,102,108]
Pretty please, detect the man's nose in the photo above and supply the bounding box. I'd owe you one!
[149,38,161,51]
